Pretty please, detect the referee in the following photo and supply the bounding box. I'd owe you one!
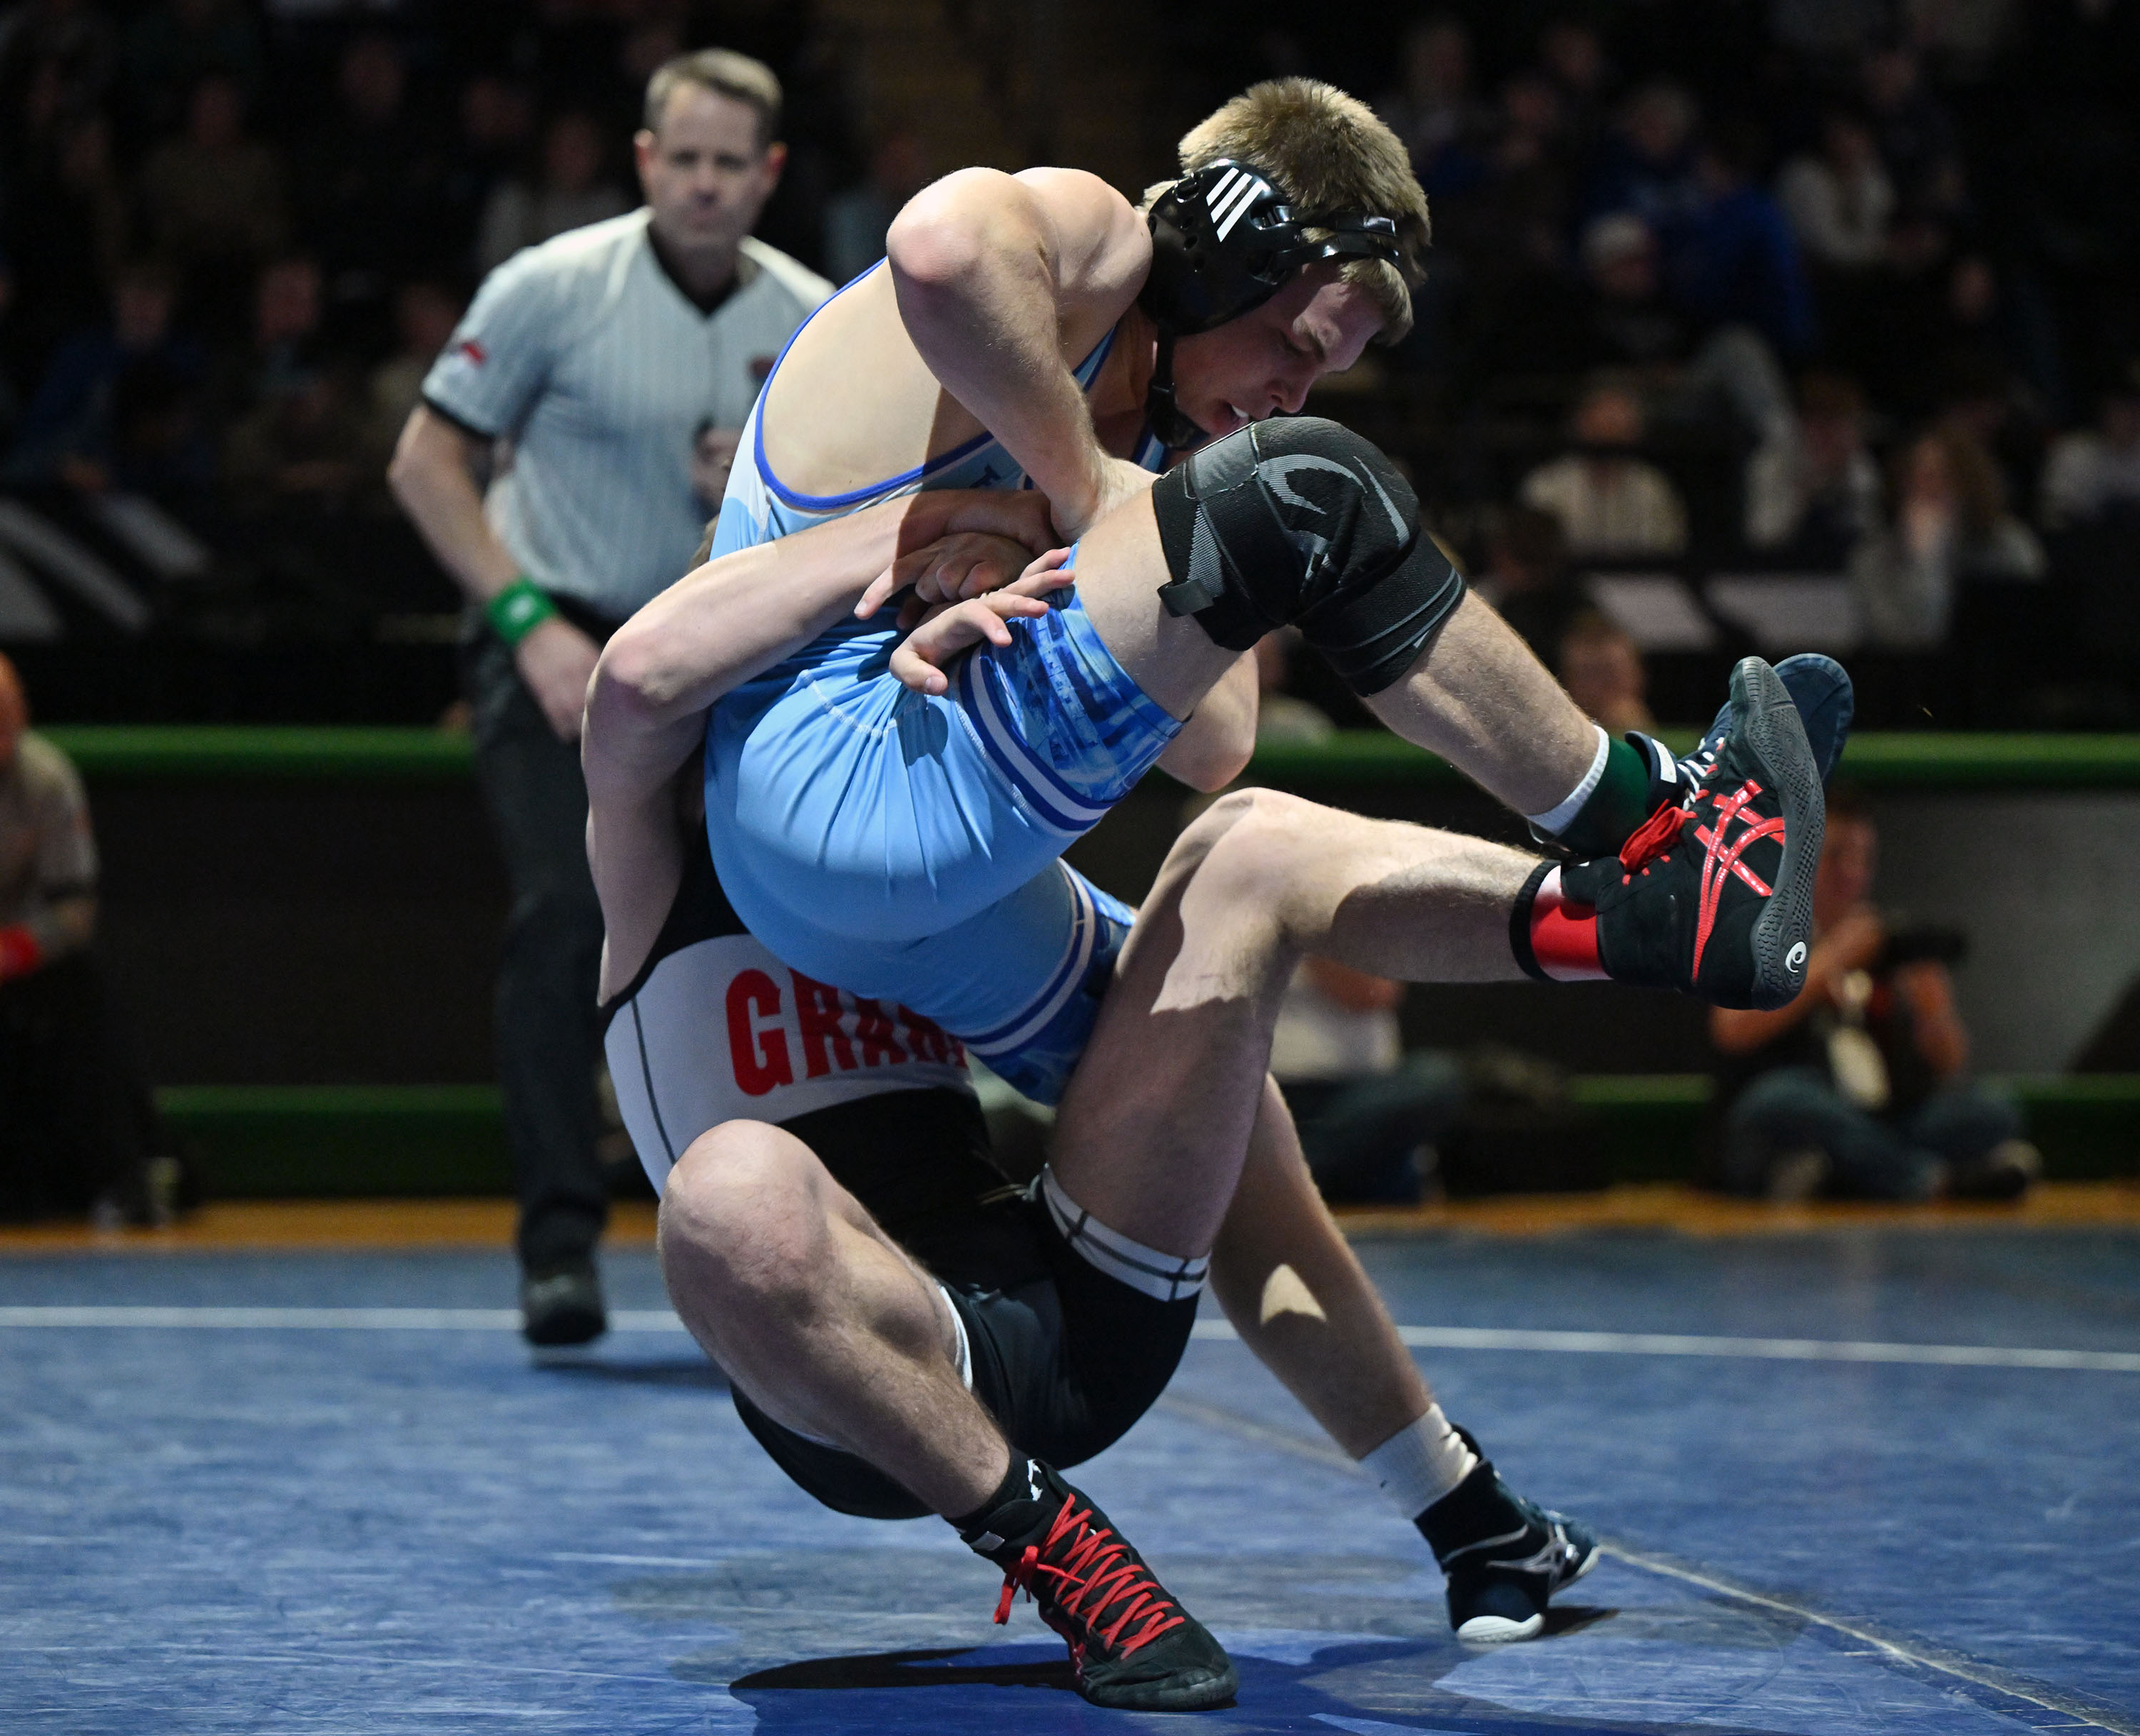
[388,50,830,1346]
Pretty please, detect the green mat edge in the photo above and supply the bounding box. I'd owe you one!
[156,1076,2136,1197]
[44,726,2140,788]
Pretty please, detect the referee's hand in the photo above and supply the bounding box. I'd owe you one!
[515,616,603,742]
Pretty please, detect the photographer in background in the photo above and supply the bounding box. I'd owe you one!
[1708,785,2039,1202]
[0,653,173,1223]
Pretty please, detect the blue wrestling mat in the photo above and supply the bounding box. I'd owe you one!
[4,1229,2137,1734]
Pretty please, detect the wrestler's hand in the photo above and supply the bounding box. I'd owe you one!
[869,531,1042,630]
[514,615,603,742]
[889,553,1074,695]
[857,490,1056,621]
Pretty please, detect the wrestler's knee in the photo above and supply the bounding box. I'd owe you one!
[659,1121,828,1304]
[1179,788,1328,927]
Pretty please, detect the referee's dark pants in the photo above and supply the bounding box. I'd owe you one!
[462,611,615,1277]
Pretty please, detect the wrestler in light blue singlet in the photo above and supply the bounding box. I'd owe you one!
[705,265,1173,1101]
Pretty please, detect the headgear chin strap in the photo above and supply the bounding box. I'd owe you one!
[1140,158,1404,449]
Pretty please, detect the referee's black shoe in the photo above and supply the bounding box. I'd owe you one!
[521,1262,607,1347]
[961,1457,1236,1710]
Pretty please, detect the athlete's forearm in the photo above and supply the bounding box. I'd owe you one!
[385,407,522,603]
[889,168,1146,528]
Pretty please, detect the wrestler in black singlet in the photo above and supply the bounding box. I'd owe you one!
[599,826,1197,1518]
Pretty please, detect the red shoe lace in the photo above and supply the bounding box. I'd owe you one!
[1618,798,1686,873]
[989,1498,1187,1658]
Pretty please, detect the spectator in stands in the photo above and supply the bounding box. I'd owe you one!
[1474,504,1584,666]
[1373,14,1490,188]
[3,110,131,377]
[1522,379,1689,559]
[136,73,288,330]
[1778,107,1895,272]
[821,123,930,287]
[1859,44,1967,233]
[223,360,370,513]
[475,110,632,275]
[1535,16,1612,155]
[1746,370,1883,562]
[1574,212,1686,371]
[1849,420,2045,648]
[1273,956,1462,1206]
[1665,121,1815,364]
[295,32,449,337]
[1710,785,2039,1201]
[1566,210,1795,450]
[1768,0,1890,61]
[0,0,116,173]
[121,0,263,146]
[1555,608,1654,736]
[221,253,327,419]
[2040,363,2140,530]
[0,651,172,1225]
[442,73,537,268]
[1435,70,1576,305]
[1584,81,1701,232]
[365,279,463,461]
[7,257,210,496]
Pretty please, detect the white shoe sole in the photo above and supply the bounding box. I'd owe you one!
[1454,1541,1601,1644]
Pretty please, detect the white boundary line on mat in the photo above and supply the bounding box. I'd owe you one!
[1,1309,2134,1372]
[1190,1318,2140,1373]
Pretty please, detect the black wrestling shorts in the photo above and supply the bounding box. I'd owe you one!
[728,1089,1200,1521]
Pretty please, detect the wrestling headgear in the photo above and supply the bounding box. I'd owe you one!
[1139,158,1404,449]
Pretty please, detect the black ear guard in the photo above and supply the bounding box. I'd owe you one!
[1138,159,1404,448]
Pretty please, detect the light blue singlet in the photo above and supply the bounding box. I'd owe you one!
[704,265,1172,1101]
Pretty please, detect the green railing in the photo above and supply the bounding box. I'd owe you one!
[153,1075,2136,1196]
[46,725,2140,788]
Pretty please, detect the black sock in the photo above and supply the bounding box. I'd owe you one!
[949,1454,1059,1553]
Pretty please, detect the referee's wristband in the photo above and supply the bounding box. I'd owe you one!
[486,576,557,647]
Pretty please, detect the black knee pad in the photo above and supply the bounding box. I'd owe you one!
[1150,417,1467,695]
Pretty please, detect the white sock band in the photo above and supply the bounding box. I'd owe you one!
[1524,724,1611,837]
[1038,1166,1208,1303]
[1359,1403,1479,1521]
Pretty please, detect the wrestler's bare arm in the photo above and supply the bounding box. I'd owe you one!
[890,168,1154,539]
[1155,654,1258,792]
[584,491,1054,997]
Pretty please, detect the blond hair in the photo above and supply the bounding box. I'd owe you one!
[643,48,783,149]
[1166,78,1431,342]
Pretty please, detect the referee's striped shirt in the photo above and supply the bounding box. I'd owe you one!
[422,209,831,623]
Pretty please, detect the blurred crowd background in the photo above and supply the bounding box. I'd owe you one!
[0,0,2136,732]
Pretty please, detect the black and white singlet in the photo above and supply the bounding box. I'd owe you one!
[598,827,978,1196]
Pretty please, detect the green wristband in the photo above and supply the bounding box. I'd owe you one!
[487,576,557,646]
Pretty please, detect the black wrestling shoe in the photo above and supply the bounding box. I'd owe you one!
[960,1459,1236,1711]
[1536,658,1824,1011]
[1647,650,1854,800]
[521,1262,607,1347]
[1418,1443,1599,1643]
